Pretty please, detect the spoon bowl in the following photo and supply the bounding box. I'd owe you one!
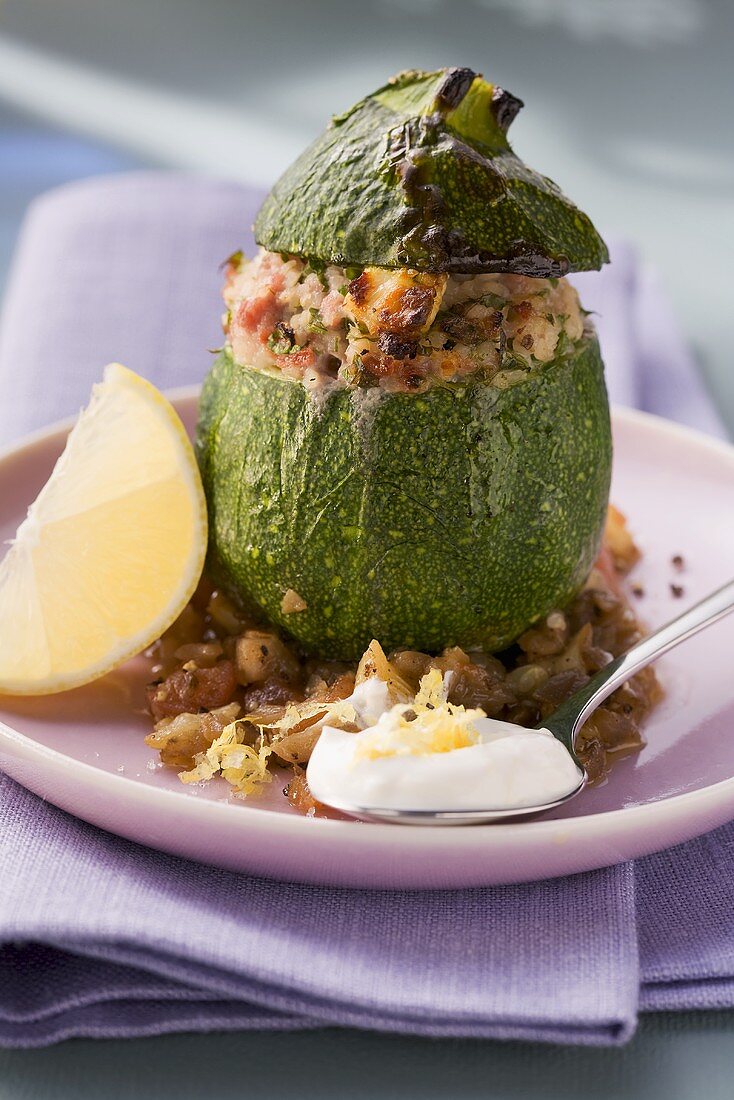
[311,776,588,826]
[314,578,734,825]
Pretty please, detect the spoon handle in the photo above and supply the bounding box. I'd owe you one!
[547,577,734,744]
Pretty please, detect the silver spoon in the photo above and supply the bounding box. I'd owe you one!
[319,577,734,825]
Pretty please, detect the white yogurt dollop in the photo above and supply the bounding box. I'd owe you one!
[344,676,393,728]
[307,701,583,814]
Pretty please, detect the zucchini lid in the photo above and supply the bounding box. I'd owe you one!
[254,67,609,277]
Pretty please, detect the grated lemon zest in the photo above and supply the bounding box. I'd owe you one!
[413,666,447,709]
[262,698,358,739]
[354,667,485,761]
[179,720,273,797]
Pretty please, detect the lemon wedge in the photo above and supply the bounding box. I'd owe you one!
[0,364,207,695]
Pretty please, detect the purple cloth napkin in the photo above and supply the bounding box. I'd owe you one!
[0,173,730,1049]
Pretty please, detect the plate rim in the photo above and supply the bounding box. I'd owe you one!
[1,393,734,859]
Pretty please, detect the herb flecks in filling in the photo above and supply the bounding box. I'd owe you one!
[223,248,586,393]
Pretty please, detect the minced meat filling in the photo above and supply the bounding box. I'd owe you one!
[223,248,587,393]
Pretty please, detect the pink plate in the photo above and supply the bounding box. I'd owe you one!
[1,394,733,889]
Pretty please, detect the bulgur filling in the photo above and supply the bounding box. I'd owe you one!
[144,507,662,817]
[223,247,587,393]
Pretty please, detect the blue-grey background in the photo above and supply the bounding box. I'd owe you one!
[1,0,734,432]
[1,0,733,1093]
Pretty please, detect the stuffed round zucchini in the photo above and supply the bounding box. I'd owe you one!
[197,68,612,659]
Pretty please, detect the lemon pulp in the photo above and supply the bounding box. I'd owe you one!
[0,364,207,694]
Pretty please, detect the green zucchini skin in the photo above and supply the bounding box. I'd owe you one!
[197,338,611,660]
[254,68,608,277]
